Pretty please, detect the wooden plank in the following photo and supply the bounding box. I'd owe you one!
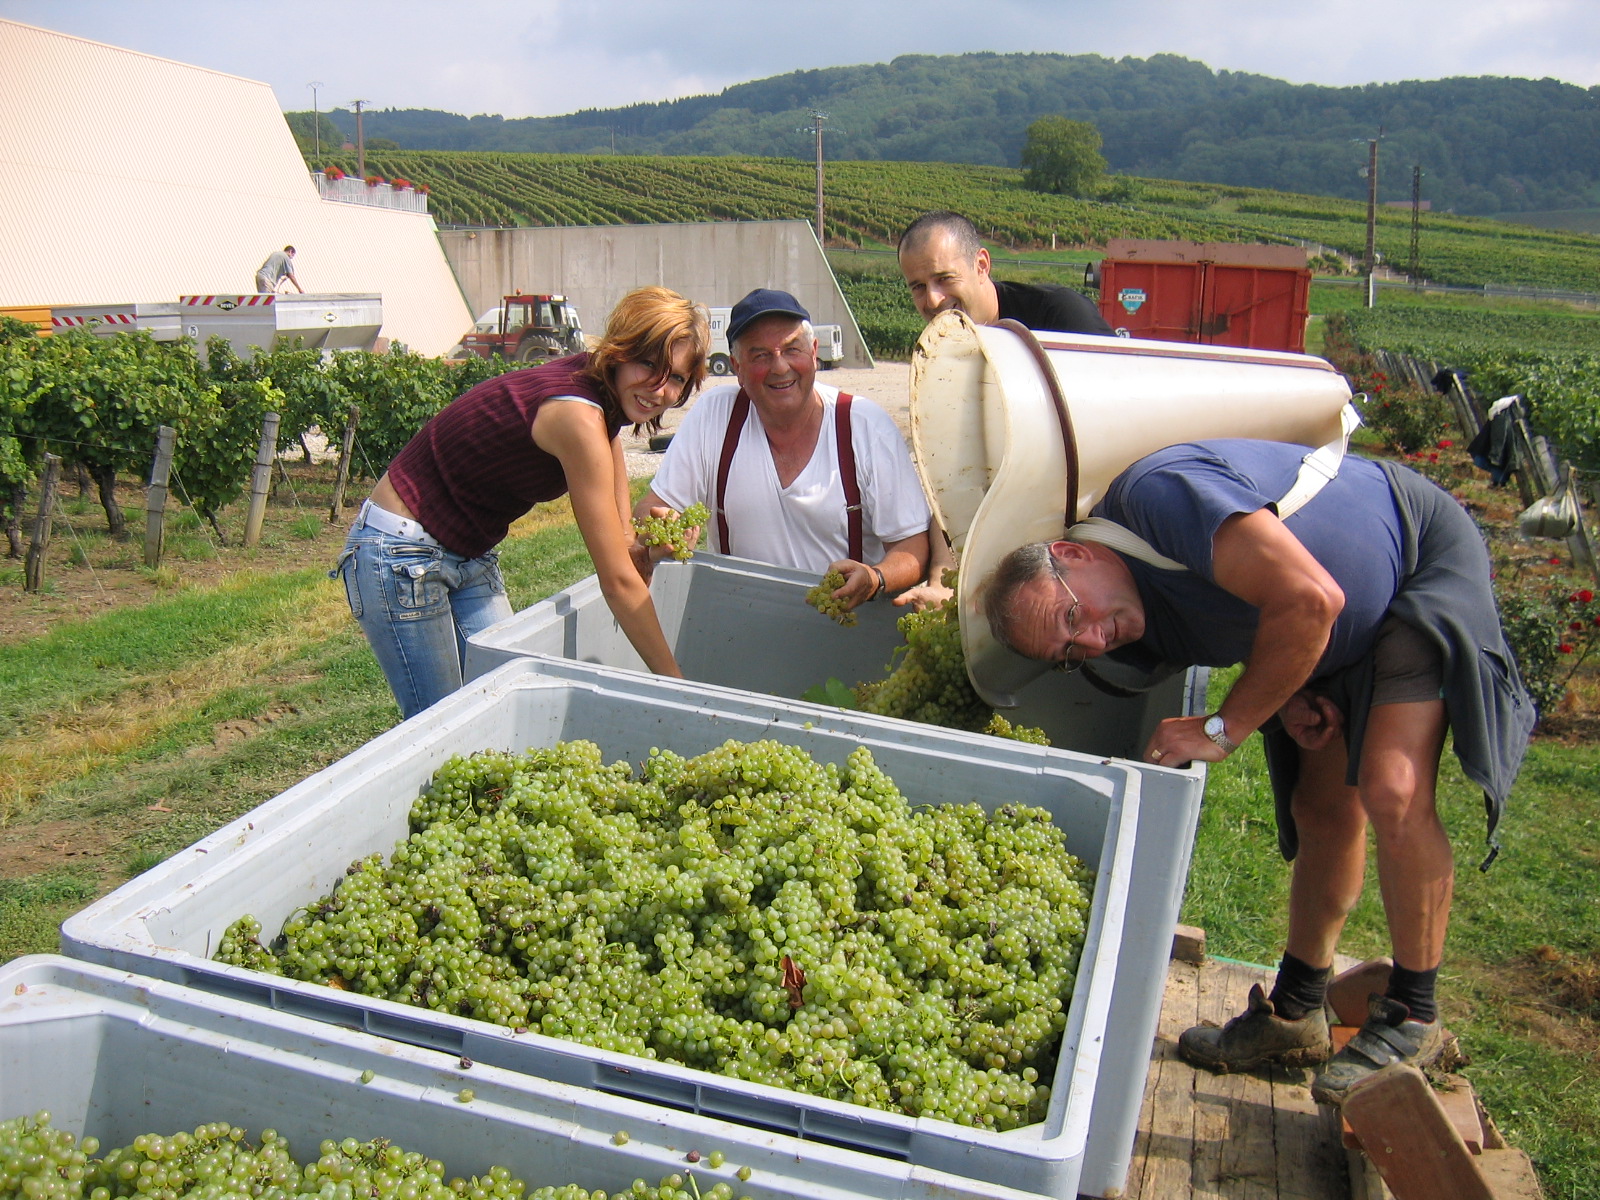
[1192,964,1277,1199]
[1327,958,1392,1028]
[1342,1064,1494,1200]
[1347,1145,1394,1200]
[1129,958,1202,1199]
[1342,1072,1481,1152]
[1474,1148,1544,1199]
[1271,1048,1349,1199]
[1189,961,1236,1197]
[1213,1060,1278,1199]
[1173,924,1207,965]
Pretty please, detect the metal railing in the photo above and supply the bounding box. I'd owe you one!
[312,172,429,214]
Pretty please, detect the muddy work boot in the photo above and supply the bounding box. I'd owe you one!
[1310,993,1445,1105]
[1178,982,1333,1073]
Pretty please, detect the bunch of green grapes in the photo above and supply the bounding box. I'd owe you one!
[0,1113,751,1200]
[984,714,1050,745]
[804,569,856,626]
[633,503,710,562]
[217,739,1094,1131]
[848,574,1049,746]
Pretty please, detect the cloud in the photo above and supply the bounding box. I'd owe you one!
[2,0,1593,121]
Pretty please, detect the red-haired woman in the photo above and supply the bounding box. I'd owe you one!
[336,286,708,717]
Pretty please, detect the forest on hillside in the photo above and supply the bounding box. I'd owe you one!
[301,52,1600,216]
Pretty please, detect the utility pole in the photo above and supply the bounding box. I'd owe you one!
[308,81,323,162]
[1409,164,1424,291]
[1360,129,1383,308]
[808,110,828,245]
[351,98,368,179]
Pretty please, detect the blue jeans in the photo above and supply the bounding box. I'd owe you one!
[333,523,514,719]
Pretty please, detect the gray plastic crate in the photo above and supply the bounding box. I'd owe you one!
[463,552,1202,761]
[0,955,1043,1200]
[62,660,1201,1200]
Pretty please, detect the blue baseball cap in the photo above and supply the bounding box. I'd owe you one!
[726,288,810,347]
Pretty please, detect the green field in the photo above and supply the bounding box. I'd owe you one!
[318,150,1600,296]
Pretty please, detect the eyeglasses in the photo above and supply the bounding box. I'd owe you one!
[1049,560,1086,674]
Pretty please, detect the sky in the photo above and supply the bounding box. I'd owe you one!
[3,0,1596,119]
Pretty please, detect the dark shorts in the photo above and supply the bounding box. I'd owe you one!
[1267,616,1445,860]
[1367,616,1445,707]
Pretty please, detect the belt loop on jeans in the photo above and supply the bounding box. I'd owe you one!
[358,499,442,548]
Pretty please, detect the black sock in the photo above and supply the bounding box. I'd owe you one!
[1385,962,1439,1024]
[1268,952,1331,1021]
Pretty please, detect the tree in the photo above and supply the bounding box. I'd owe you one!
[284,111,345,158]
[1019,116,1106,197]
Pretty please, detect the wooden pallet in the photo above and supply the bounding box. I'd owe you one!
[1118,944,1543,1200]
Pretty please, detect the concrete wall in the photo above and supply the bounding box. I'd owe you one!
[438,221,873,368]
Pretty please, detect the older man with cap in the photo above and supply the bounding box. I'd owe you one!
[971,436,1533,1104]
[637,288,930,610]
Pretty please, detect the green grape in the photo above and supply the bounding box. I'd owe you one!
[804,570,856,626]
[838,569,1052,747]
[215,739,1093,1131]
[0,1114,757,1200]
[983,714,1050,745]
[633,503,710,562]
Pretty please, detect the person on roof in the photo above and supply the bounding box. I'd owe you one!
[255,245,303,294]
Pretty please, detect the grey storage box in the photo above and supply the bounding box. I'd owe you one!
[62,659,1202,1199]
[0,955,1044,1200]
[464,552,1205,761]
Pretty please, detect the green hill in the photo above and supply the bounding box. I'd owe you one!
[303,52,1600,217]
[316,149,1600,295]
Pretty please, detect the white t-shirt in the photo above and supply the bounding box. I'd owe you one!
[650,383,931,573]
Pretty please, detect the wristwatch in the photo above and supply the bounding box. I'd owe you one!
[1203,714,1238,754]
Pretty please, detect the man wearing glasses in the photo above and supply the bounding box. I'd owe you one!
[638,289,930,613]
[976,437,1532,1105]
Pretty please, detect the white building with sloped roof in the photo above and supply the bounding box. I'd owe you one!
[0,18,472,356]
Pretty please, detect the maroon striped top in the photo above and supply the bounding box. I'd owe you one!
[387,355,623,558]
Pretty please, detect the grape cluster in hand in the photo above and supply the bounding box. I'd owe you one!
[633,503,710,562]
[217,739,1093,1131]
[0,1112,751,1200]
[804,570,856,626]
[853,578,1050,746]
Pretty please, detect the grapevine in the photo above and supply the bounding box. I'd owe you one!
[633,503,709,562]
[804,569,856,626]
[0,1112,752,1200]
[217,739,1094,1131]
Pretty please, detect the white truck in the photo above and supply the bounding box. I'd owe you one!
[706,307,843,376]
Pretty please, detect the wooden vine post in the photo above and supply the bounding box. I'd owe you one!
[144,425,176,569]
[328,405,360,523]
[242,412,281,547]
[24,453,61,593]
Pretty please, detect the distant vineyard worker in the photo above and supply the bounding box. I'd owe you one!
[977,440,1535,1103]
[636,288,930,612]
[254,245,303,294]
[896,211,1112,335]
[335,287,709,719]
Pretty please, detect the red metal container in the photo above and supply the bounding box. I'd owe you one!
[1095,240,1312,353]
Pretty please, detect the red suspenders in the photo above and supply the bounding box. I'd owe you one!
[714,390,862,561]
